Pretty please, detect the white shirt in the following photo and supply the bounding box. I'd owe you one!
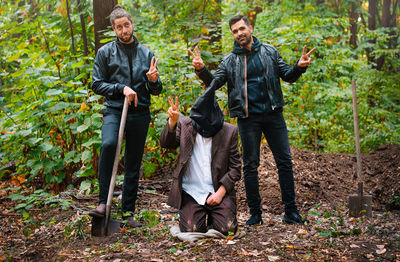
[182,133,215,205]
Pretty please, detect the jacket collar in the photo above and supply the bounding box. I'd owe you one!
[232,36,262,55]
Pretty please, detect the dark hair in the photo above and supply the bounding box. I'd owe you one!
[228,15,251,29]
[109,4,132,26]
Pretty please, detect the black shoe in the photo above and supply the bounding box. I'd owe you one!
[246,214,263,225]
[283,210,309,224]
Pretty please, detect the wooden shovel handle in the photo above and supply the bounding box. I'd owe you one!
[352,80,362,185]
[105,97,129,231]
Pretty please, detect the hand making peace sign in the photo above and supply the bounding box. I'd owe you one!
[297,45,316,68]
[167,96,179,131]
[146,56,160,82]
[188,45,205,71]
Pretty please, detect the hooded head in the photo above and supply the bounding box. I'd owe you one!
[189,80,224,138]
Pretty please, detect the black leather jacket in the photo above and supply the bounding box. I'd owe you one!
[92,38,162,111]
[196,42,306,118]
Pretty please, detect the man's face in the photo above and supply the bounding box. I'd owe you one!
[112,16,134,44]
[230,19,253,48]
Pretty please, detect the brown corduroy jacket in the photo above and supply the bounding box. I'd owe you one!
[160,116,242,209]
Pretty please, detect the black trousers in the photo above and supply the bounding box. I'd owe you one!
[237,109,297,216]
[98,107,150,214]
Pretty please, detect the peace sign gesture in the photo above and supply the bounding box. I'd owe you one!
[167,96,180,131]
[297,45,316,68]
[146,56,160,82]
[188,45,205,71]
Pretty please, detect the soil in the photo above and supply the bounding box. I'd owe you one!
[1,143,399,261]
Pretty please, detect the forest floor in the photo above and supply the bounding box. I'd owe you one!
[1,143,399,261]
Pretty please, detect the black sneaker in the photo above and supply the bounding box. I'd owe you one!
[246,214,263,225]
[283,210,309,224]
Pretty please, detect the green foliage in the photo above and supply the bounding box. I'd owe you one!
[0,0,399,196]
[7,188,71,212]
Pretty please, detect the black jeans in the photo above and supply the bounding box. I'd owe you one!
[98,107,150,214]
[237,109,296,216]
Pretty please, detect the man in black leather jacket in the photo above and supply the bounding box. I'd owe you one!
[189,15,315,225]
[89,5,162,227]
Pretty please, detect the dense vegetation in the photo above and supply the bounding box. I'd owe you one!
[0,0,399,197]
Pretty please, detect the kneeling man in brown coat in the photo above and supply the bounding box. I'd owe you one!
[160,82,241,235]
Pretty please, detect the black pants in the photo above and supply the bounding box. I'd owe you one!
[237,109,297,216]
[179,191,238,235]
[98,107,150,214]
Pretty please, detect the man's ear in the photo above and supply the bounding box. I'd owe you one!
[250,25,253,33]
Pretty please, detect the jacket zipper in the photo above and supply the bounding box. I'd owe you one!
[244,55,249,118]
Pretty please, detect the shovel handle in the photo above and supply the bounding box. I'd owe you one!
[352,80,362,184]
[105,97,129,232]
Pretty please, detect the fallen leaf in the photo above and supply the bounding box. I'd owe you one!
[376,248,386,255]
[350,244,360,248]
[376,245,385,249]
[226,240,236,245]
[284,245,295,250]
[297,229,307,235]
[268,255,280,261]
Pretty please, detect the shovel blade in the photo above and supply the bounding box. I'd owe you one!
[91,216,122,237]
[348,194,372,217]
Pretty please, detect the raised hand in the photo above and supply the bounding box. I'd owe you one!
[167,96,179,131]
[297,45,316,68]
[123,86,138,107]
[146,56,160,82]
[188,45,205,71]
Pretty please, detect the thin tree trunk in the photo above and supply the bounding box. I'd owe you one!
[93,0,118,53]
[376,0,391,70]
[77,0,88,58]
[349,0,358,49]
[367,0,378,65]
[66,0,76,56]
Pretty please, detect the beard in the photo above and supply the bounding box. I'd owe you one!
[237,34,252,47]
[118,32,133,44]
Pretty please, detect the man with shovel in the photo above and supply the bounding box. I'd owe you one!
[160,81,241,235]
[189,15,315,225]
[90,5,162,227]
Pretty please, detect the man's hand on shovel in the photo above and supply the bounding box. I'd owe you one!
[123,86,138,107]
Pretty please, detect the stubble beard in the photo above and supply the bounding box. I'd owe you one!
[119,32,133,44]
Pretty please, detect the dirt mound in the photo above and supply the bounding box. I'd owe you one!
[236,143,400,215]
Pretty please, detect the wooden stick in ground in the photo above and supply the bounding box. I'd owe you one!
[105,97,129,234]
[351,79,363,194]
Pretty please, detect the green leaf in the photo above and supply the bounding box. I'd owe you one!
[39,143,53,152]
[77,124,89,133]
[46,89,63,96]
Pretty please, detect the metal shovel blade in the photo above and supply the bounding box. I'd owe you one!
[91,216,122,237]
[348,183,372,217]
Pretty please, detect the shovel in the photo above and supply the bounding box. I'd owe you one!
[348,80,372,217]
[91,97,129,236]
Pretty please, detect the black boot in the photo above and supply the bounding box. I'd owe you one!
[246,213,263,225]
[283,208,309,224]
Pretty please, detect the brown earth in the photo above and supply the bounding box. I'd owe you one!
[1,143,399,261]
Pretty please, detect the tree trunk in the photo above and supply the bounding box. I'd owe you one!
[349,0,358,49]
[77,0,89,58]
[376,0,391,70]
[93,0,118,53]
[367,0,378,65]
[66,0,76,56]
